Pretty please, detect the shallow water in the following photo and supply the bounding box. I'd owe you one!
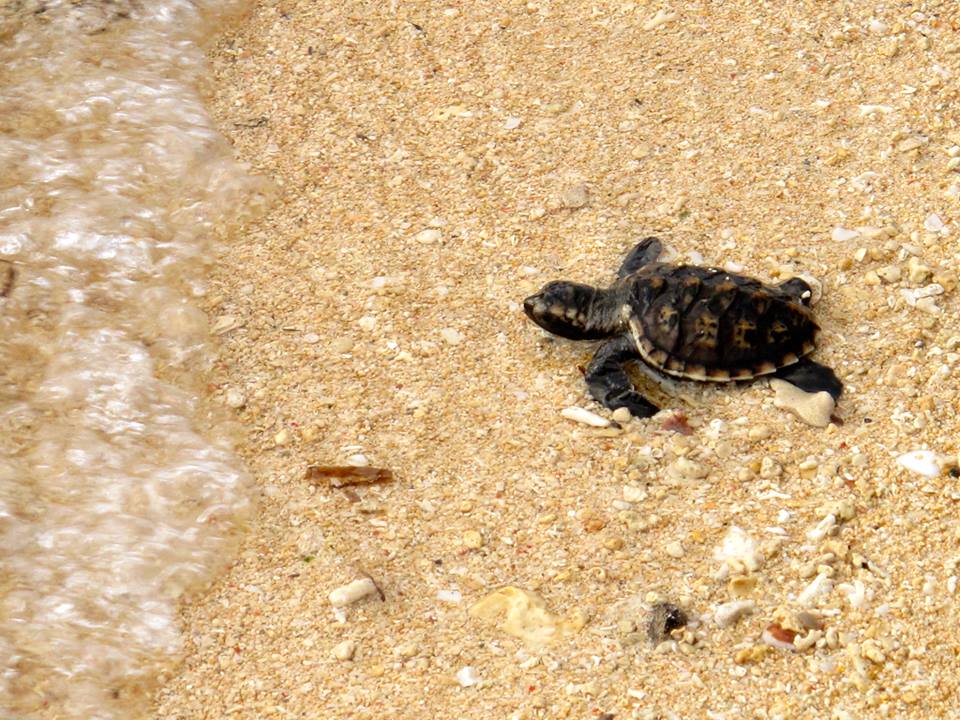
[0,1,270,716]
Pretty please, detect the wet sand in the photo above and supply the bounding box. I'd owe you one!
[156,2,960,718]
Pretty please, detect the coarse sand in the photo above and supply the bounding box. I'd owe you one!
[156,2,960,718]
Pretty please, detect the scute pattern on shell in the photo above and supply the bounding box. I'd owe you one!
[625,264,818,382]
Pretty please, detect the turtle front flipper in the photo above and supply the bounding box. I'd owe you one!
[585,335,660,417]
[617,237,663,280]
[774,359,842,401]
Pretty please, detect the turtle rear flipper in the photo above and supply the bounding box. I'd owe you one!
[585,336,660,417]
[617,237,663,280]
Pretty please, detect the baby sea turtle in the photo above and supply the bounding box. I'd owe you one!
[523,237,841,418]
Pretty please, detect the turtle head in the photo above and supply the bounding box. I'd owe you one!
[523,281,620,340]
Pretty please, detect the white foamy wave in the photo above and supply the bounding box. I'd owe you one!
[0,1,271,716]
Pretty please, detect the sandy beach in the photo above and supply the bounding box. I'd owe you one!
[155,2,960,718]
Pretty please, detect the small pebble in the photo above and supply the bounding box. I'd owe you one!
[806,514,837,541]
[770,379,835,428]
[714,600,755,628]
[329,578,379,608]
[346,453,369,467]
[831,227,860,242]
[642,8,677,30]
[561,406,610,427]
[664,541,685,558]
[303,332,321,344]
[225,389,246,408]
[924,213,945,232]
[358,316,376,332]
[437,589,463,604]
[876,265,901,283]
[415,228,442,244]
[796,572,833,606]
[462,530,485,549]
[504,116,521,130]
[561,183,590,209]
[896,450,941,477]
[456,666,480,688]
[611,407,632,424]
[333,639,357,661]
[667,457,708,480]
[333,337,354,353]
[622,485,647,503]
[440,327,464,345]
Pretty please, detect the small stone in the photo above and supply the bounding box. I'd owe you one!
[728,575,758,598]
[274,429,290,445]
[561,183,590,209]
[876,265,902,283]
[714,600,755,628]
[560,406,610,427]
[831,227,860,242]
[346,453,369,467]
[896,450,941,477]
[303,332,321,344]
[924,213,945,232]
[748,425,771,440]
[611,407,632,424]
[907,257,933,284]
[462,530,485,549]
[358,316,377,332]
[504,116,522,130]
[327,337,352,356]
[333,639,357,661]
[622,485,647,503]
[642,8,677,30]
[806,514,837,541]
[225,389,246,408]
[211,314,242,335]
[796,572,833,606]
[915,296,942,315]
[415,228,442,244]
[667,457,709,480]
[770,379,835,427]
[329,578,379,608]
[440,327,464,345]
[664,541,685,558]
[456,666,480,688]
[604,537,625,551]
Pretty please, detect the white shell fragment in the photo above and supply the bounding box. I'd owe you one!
[831,227,860,242]
[770,379,835,428]
[896,450,941,477]
[806,514,837,541]
[838,580,869,609]
[796,572,834,606]
[560,406,611,427]
[436,589,463,604]
[924,213,945,232]
[714,526,762,572]
[456,666,481,687]
[329,578,379,608]
[714,600,755,628]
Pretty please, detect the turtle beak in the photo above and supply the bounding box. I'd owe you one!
[522,294,541,321]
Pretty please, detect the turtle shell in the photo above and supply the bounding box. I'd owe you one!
[624,264,818,382]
